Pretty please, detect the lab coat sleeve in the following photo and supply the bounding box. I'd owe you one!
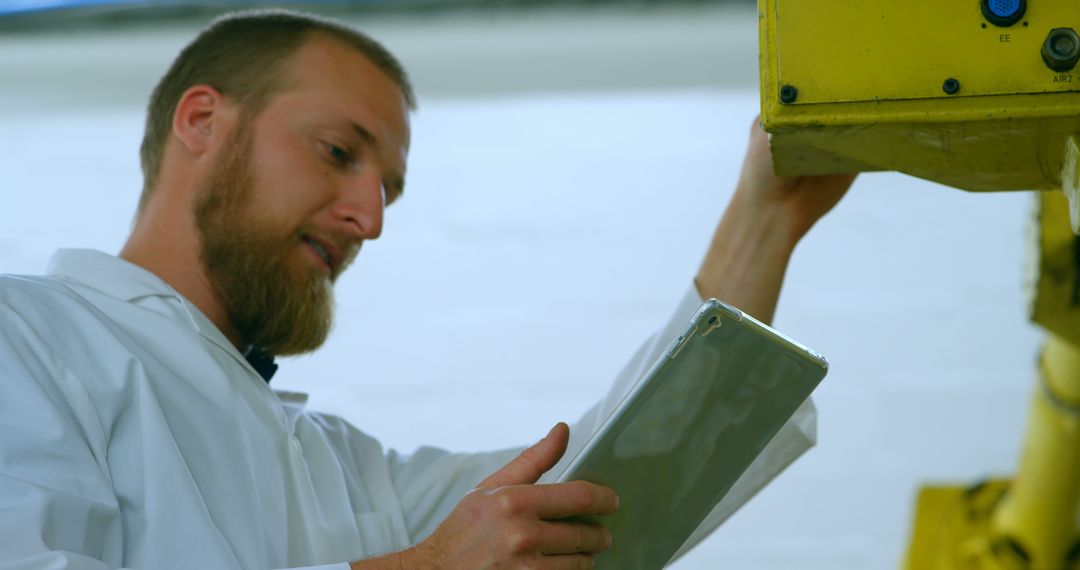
[387,444,522,543]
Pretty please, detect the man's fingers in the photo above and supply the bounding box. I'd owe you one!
[539,521,612,556]
[533,481,620,520]
[477,422,570,489]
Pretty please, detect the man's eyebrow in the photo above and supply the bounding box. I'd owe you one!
[350,122,377,145]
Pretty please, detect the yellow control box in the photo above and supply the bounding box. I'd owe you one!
[758,0,1080,202]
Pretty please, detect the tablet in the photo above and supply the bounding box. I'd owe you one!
[548,299,827,569]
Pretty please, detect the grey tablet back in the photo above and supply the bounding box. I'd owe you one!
[553,299,828,569]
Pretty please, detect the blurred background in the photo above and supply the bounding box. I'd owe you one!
[0,1,1043,568]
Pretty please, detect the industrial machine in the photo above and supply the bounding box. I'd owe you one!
[757,0,1080,567]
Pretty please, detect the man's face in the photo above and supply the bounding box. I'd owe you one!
[195,34,411,356]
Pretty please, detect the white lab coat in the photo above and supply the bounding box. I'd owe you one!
[0,249,816,569]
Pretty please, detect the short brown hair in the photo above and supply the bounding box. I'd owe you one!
[137,9,415,213]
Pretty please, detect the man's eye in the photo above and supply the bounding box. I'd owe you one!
[326,143,352,165]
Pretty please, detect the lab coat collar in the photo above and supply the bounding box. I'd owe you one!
[47,249,221,342]
[47,248,180,304]
[45,249,280,387]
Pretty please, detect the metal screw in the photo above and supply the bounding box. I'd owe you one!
[943,78,961,95]
[779,85,798,104]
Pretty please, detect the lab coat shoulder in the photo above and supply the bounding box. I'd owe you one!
[0,273,106,355]
[0,275,126,568]
[0,273,145,435]
[0,273,117,453]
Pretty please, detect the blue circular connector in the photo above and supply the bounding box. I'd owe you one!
[989,0,1022,18]
[982,0,1026,27]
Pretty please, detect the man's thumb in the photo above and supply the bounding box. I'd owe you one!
[477,422,569,489]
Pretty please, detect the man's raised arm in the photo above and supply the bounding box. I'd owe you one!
[696,118,855,324]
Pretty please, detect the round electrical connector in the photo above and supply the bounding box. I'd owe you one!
[1042,28,1080,72]
[981,0,1026,27]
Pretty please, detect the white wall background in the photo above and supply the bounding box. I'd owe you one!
[0,5,1044,569]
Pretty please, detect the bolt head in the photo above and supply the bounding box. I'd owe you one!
[779,85,798,104]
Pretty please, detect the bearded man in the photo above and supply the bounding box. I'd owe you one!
[0,9,854,570]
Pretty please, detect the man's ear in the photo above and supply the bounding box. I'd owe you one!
[172,85,231,156]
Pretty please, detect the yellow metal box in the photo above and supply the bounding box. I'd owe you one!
[758,0,1080,195]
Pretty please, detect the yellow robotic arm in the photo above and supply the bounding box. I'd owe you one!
[757,0,1080,567]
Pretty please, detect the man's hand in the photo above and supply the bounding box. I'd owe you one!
[358,423,618,569]
[735,117,855,243]
[695,117,857,324]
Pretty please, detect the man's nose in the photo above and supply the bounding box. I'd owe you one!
[331,170,384,240]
